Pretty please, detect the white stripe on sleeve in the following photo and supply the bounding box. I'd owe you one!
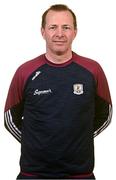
[94,104,112,137]
[5,110,21,141]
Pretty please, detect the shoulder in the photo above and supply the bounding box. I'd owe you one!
[18,54,45,72]
[73,52,101,69]
[12,54,46,87]
[14,54,45,78]
[72,52,104,79]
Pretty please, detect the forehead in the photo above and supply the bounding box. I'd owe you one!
[45,10,74,25]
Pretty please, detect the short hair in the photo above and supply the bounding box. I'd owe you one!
[41,4,77,29]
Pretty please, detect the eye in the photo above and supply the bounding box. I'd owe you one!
[49,26,57,30]
[63,26,71,30]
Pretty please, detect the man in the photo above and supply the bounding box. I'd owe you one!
[4,4,112,179]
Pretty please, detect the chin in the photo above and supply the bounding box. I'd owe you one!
[53,49,67,56]
[55,51,65,55]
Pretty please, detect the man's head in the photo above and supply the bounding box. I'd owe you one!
[41,4,77,56]
[41,4,77,30]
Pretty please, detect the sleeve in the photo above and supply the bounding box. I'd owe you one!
[4,67,25,142]
[93,63,112,137]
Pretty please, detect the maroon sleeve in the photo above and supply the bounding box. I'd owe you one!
[4,67,25,142]
[73,53,112,137]
[93,63,112,137]
[4,54,45,142]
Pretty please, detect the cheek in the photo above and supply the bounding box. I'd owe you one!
[66,34,74,42]
[69,33,76,42]
[44,32,53,41]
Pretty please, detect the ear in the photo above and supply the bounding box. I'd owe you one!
[41,28,46,39]
[73,28,77,40]
[71,28,77,41]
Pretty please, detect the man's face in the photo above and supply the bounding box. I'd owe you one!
[41,10,77,55]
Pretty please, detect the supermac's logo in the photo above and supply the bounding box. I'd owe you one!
[33,89,52,96]
[73,84,84,95]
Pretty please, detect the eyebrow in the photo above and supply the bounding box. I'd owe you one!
[48,24,72,27]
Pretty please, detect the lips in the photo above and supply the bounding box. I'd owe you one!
[53,41,65,42]
[53,41,66,43]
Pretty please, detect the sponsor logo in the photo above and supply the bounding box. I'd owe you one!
[73,84,83,95]
[33,89,52,96]
[32,71,41,80]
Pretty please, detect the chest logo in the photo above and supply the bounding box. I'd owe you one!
[73,84,84,95]
[32,71,41,80]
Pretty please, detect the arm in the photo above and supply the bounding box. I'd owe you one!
[4,67,24,142]
[93,64,112,137]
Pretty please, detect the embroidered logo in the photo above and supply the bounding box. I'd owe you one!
[73,84,83,95]
[33,89,52,96]
[32,71,41,80]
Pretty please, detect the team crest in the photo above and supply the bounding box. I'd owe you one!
[73,84,83,95]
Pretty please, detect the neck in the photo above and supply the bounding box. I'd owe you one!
[45,51,72,64]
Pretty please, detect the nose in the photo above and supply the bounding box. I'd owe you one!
[56,27,64,37]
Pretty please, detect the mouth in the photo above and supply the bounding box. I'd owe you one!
[53,41,66,42]
[53,41,66,44]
